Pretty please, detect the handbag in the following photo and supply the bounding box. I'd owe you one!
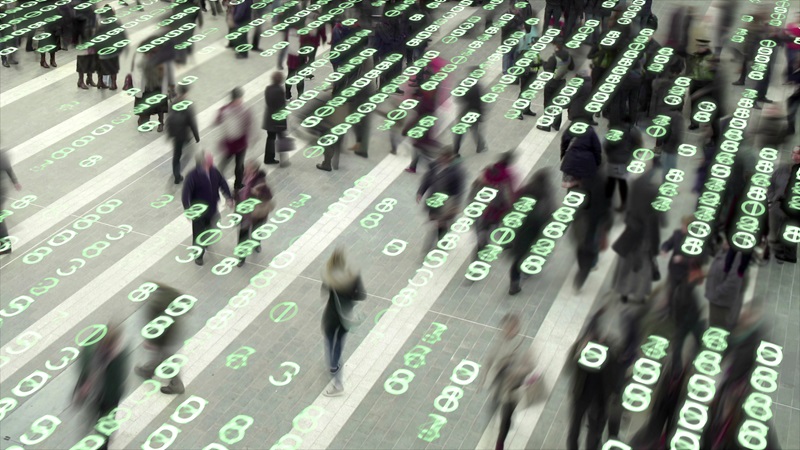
[252,199,275,219]
[122,54,135,91]
[333,289,365,331]
[276,135,296,153]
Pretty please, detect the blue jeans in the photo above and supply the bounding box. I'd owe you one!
[323,325,346,386]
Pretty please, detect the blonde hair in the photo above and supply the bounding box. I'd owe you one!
[326,247,348,273]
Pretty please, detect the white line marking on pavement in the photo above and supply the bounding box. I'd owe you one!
[298,120,559,449]
[5,44,222,165]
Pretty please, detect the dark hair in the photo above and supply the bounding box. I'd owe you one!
[231,87,244,100]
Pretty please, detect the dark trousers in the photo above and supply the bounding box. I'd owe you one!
[252,25,262,50]
[353,115,371,154]
[219,151,245,189]
[605,177,628,208]
[192,213,215,259]
[689,80,712,127]
[265,131,282,163]
[496,401,517,450]
[237,217,265,261]
[671,318,705,369]
[567,391,607,450]
[453,121,486,154]
[575,230,601,290]
[543,5,562,29]
[0,200,8,249]
[323,324,346,372]
[321,142,340,169]
[286,67,305,98]
[788,85,800,134]
[724,248,752,276]
[209,0,222,15]
[172,139,186,180]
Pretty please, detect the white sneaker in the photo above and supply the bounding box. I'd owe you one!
[323,385,344,397]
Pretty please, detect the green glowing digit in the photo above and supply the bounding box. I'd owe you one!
[270,302,298,323]
[269,362,300,386]
[403,345,431,369]
[738,420,769,450]
[384,368,415,395]
[20,415,61,445]
[693,350,722,377]
[743,392,773,422]
[226,347,256,369]
[196,229,222,247]
[292,406,324,433]
[95,407,132,436]
[219,415,254,445]
[622,383,652,412]
[184,203,209,220]
[250,269,277,288]
[154,354,188,379]
[75,324,107,347]
[640,335,669,360]
[578,342,608,370]
[69,434,106,450]
[0,295,35,318]
[142,315,175,339]
[418,414,447,443]
[701,327,729,352]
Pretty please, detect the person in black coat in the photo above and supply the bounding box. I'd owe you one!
[509,168,557,295]
[543,0,564,30]
[560,123,602,188]
[134,284,185,394]
[453,77,487,155]
[73,326,127,450]
[166,85,200,184]
[263,71,289,166]
[603,119,642,212]
[321,248,366,397]
[417,149,466,248]
[571,168,612,291]
[181,152,233,265]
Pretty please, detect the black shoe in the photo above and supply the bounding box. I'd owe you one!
[732,80,744,86]
[757,97,773,104]
[316,164,332,171]
[160,385,185,395]
[251,48,264,52]
[509,284,521,295]
[354,151,368,158]
[688,124,699,130]
[237,259,245,267]
[174,175,183,184]
[477,147,487,154]
[0,248,11,255]
[195,257,204,266]
[255,245,261,253]
[621,295,628,304]
[537,125,551,132]
[265,159,279,165]
[523,109,536,116]
[2,60,8,68]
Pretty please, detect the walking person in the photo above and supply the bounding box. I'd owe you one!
[320,248,366,397]
[263,71,290,167]
[610,173,662,303]
[416,149,466,250]
[705,247,747,329]
[0,150,22,255]
[473,152,518,254]
[603,118,642,212]
[73,325,127,450]
[235,161,274,267]
[166,85,200,184]
[134,284,186,394]
[181,152,234,266]
[483,313,536,450]
[453,75,487,155]
[134,47,174,132]
[216,87,252,190]
[508,169,556,295]
[768,145,800,264]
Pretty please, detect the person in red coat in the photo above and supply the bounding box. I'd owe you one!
[215,87,252,190]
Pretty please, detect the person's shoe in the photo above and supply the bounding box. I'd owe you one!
[509,284,521,295]
[323,385,344,397]
[517,114,524,120]
[348,143,361,152]
[0,247,10,255]
[265,159,280,165]
[732,80,744,86]
[97,80,108,89]
[41,59,50,69]
[523,109,536,116]
[354,151,368,158]
[237,259,245,267]
[757,97,773,104]
[251,48,264,52]
[87,78,96,87]
[195,257,204,266]
[615,205,626,213]
[157,124,164,133]
[536,125,551,132]
[405,167,416,174]
[390,148,397,155]
[279,159,291,168]
[9,58,17,65]
[316,163,332,172]
[50,57,57,67]
[160,385,185,395]
[2,60,9,68]
[255,245,261,253]
[688,124,699,130]
[78,81,88,90]
[174,175,183,184]
[620,295,628,304]
[134,366,154,379]
[477,147,487,154]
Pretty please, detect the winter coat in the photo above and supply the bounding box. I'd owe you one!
[655,109,684,155]
[146,285,183,350]
[603,123,641,165]
[166,104,200,144]
[263,84,287,132]
[560,127,602,180]
[216,102,252,155]
[485,336,535,405]
[704,251,745,308]
[418,159,466,220]
[181,165,232,217]
[237,170,273,224]
[321,270,366,332]
[75,340,127,412]
[510,178,557,260]
[612,176,661,258]
[474,162,517,225]
[755,115,788,150]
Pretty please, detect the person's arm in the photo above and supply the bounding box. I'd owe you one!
[353,276,366,301]
[181,174,193,209]
[188,107,200,143]
[217,170,233,200]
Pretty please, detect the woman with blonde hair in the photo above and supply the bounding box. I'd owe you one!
[320,248,366,397]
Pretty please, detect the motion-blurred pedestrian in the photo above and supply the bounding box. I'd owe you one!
[134,284,186,394]
[166,85,200,184]
[216,87,252,190]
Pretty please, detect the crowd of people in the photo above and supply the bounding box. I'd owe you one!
[2,0,799,448]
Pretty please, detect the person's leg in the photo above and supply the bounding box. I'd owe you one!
[566,397,588,450]
[234,151,245,189]
[453,130,463,155]
[318,145,334,170]
[786,86,800,134]
[509,255,523,294]
[251,25,262,50]
[172,140,184,183]
[662,152,677,180]
[618,179,628,208]
[265,131,278,163]
[585,395,607,450]
[496,401,516,450]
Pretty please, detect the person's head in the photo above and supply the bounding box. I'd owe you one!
[792,145,800,164]
[197,151,214,170]
[501,313,521,339]
[231,87,244,104]
[498,150,516,167]
[271,70,284,85]
[327,247,348,272]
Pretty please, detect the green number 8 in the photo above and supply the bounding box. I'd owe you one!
[155,354,188,379]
